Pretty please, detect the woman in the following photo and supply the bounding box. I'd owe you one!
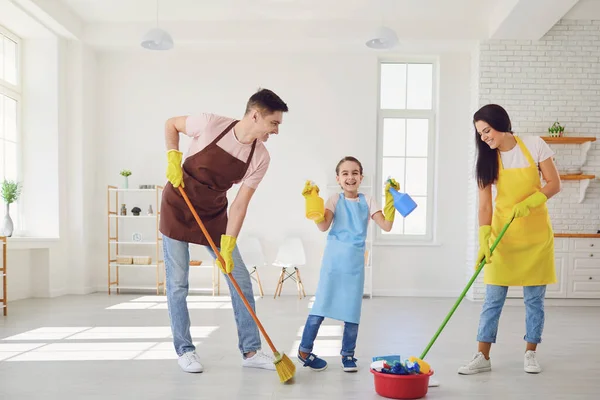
[458,104,561,375]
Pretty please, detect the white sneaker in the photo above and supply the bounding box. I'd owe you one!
[178,351,204,373]
[242,350,276,371]
[457,352,491,375]
[524,350,541,374]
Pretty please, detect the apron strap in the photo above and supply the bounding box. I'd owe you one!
[208,120,239,148]
[514,136,536,168]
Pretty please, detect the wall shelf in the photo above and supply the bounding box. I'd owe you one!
[560,174,595,181]
[541,136,596,144]
[543,136,597,203]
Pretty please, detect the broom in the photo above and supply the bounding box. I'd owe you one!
[177,186,296,383]
[417,216,515,361]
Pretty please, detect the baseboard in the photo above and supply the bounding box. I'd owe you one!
[48,288,67,298]
[373,289,470,298]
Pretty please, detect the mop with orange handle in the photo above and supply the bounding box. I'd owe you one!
[177,186,296,383]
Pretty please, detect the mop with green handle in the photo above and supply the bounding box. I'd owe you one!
[412,216,515,372]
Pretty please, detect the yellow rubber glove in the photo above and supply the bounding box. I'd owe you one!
[477,225,492,266]
[216,235,236,274]
[512,191,547,218]
[166,149,184,188]
[384,178,400,221]
[302,180,325,223]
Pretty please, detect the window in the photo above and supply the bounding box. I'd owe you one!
[0,26,21,222]
[377,61,436,241]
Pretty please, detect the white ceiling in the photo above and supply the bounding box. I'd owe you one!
[6,0,599,50]
[59,0,498,23]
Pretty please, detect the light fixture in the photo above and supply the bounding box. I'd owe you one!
[365,26,399,49]
[141,0,173,50]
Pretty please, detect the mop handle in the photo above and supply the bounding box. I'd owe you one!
[419,216,515,360]
[177,186,278,354]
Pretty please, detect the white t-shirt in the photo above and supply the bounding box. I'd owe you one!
[325,193,381,220]
[499,136,554,169]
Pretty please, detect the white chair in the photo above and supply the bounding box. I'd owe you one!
[272,237,306,299]
[237,236,266,297]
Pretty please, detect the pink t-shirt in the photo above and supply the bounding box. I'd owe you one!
[325,193,381,221]
[184,113,270,190]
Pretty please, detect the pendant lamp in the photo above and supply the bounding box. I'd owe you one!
[141,0,173,50]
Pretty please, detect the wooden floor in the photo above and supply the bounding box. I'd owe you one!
[0,293,599,399]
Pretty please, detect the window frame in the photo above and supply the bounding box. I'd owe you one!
[0,25,23,229]
[375,57,438,244]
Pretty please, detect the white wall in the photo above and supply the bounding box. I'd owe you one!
[93,48,473,297]
[468,18,600,300]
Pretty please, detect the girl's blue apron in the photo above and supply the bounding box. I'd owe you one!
[310,193,369,324]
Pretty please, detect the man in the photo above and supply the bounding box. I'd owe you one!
[159,88,288,373]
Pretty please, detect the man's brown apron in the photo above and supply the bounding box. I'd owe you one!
[159,120,256,246]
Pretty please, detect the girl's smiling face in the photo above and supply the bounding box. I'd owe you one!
[336,160,363,194]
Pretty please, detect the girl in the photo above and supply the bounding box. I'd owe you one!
[298,156,399,372]
[459,104,561,375]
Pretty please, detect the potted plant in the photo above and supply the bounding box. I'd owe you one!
[548,121,565,137]
[120,169,132,189]
[1,179,22,237]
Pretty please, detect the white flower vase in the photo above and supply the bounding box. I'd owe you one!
[1,203,13,237]
[123,176,129,189]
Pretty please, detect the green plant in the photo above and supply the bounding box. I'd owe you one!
[120,169,132,177]
[548,121,565,137]
[1,180,22,204]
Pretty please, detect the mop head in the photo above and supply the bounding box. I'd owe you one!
[274,352,296,383]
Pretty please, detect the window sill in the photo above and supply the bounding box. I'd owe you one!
[5,236,60,249]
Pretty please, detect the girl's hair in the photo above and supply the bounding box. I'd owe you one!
[474,104,513,189]
[335,156,363,175]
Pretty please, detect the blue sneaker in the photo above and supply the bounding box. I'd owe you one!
[342,356,358,372]
[297,352,328,371]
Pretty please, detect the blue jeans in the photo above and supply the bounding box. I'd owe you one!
[163,235,261,356]
[299,314,359,357]
[477,284,546,344]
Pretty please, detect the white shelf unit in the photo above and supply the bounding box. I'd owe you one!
[107,186,222,296]
[1,236,6,315]
[325,175,374,299]
[107,186,164,295]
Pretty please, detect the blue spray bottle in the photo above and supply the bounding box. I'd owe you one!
[387,177,417,217]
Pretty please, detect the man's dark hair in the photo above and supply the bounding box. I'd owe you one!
[245,88,288,115]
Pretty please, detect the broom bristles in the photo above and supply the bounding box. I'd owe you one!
[273,352,296,383]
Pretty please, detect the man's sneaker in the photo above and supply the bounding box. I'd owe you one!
[297,352,328,371]
[457,352,491,375]
[524,350,542,374]
[341,356,358,372]
[178,351,204,373]
[242,350,276,370]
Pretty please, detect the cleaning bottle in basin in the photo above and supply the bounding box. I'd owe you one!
[387,178,417,217]
[303,181,325,222]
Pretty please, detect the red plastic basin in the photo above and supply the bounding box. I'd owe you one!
[371,369,433,399]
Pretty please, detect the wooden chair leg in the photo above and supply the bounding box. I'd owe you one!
[277,268,286,297]
[255,268,265,298]
[274,268,284,299]
[296,267,306,298]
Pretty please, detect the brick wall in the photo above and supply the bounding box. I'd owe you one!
[468,19,600,300]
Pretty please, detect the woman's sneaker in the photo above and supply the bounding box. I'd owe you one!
[524,350,542,374]
[457,352,491,375]
[341,356,358,372]
[297,352,328,371]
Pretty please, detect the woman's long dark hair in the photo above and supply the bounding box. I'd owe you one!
[474,104,513,188]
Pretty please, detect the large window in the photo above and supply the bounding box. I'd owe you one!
[0,26,21,220]
[377,61,436,241]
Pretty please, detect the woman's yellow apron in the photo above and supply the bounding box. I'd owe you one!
[485,136,557,287]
